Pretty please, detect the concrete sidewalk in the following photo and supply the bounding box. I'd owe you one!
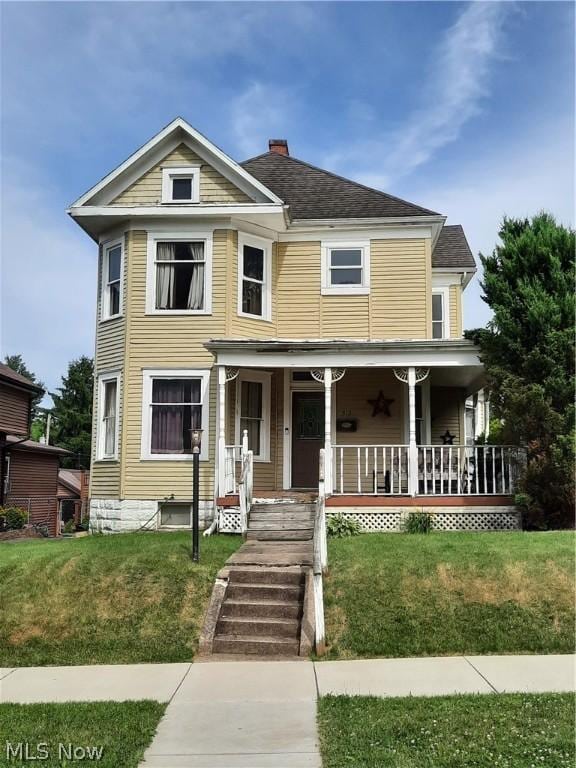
[1,654,574,705]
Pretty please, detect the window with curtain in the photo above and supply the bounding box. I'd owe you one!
[150,377,202,454]
[101,379,117,458]
[155,241,205,311]
[329,248,363,286]
[432,293,445,338]
[241,244,265,317]
[103,243,121,318]
[240,380,263,456]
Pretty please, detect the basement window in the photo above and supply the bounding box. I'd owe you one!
[159,502,191,527]
[161,166,200,203]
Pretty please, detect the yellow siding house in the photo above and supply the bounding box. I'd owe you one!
[69,118,520,533]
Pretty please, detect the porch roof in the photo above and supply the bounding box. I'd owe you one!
[205,338,485,391]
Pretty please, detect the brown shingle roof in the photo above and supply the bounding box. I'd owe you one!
[5,435,70,455]
[0,363,43,393]
[241,151,439,220]
[432,225,476,269]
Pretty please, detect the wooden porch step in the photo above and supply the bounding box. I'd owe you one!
[212,634,300,656]
[249,519,314,531]
[247,529,314,541]
[250,511,314,521]
[221,599,301,620]
[251,503,315,512]
[216,616,300,639]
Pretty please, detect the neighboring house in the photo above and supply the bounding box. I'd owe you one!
[0,364,68,536]
[69,118,521,534]
[58,469,90,529]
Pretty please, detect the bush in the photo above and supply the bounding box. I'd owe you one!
[327,513,361,538]
[0,506,28,530]
[63,519,76,534]
[403,510,433,534]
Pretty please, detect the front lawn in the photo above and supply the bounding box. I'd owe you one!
[318,693,574,768]
[0,532,240,666]
[0,701,165,767]
[324,531,575,658]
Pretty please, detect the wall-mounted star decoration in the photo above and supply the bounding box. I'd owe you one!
[441,430,455,445]
[367,390,394,418]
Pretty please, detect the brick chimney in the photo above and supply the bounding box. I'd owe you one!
[269,139,289,156]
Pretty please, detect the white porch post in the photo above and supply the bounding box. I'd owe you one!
[408,366,418,497]
[324,367,333,494]
[217,365,226,498]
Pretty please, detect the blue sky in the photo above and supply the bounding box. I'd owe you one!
[1,1,574,396]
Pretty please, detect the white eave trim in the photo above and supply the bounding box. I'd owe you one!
[68,204,286,218]
[69,117,284,208]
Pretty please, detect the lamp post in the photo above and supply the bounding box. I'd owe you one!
[191,429,203,562]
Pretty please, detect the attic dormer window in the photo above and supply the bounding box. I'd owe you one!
[161,166,200,204]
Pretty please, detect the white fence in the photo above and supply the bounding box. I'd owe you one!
[332,444,523,496]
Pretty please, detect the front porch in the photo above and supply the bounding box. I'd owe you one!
[207,339,522,531]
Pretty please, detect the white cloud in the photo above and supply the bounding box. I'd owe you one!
[0,160,96,399]
[325,2,511,188]
[230,82,300,158]
[408,117,575,330]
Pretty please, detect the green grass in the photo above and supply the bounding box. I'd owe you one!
[318,693,575,768]
[324,531,575,658]
[0,701,165,767]
[0,532,240,666]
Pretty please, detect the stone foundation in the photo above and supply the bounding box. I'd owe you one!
[89,499,214,533]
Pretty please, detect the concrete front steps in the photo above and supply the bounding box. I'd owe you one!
[212,567,305,656]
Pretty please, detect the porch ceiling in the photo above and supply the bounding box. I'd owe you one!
[205,338,484,390]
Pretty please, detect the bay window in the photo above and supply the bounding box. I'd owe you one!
[97,372,120,460]
[101,240,123,320]
[432,290,449,339]
[142,369,210,460]
[238,234,272,320]
[147,233,212,314]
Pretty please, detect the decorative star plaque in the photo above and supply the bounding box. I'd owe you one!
[441,430,455,445]
[367,391,394,418]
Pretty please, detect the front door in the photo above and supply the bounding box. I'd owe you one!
[292,392,324,488]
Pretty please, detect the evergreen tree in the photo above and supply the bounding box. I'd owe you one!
[50,357,94,469]
[467,213,575,528]
[3,354,45,416]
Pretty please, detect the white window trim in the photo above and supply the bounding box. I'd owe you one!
[141,368,210,461]
[161,165,201,204]
[100,238,124,322]
[146,231,213,315]
[237,232,272,321]
[432,287,450,339]
[96,371,121,461]
[235,370,271,462]
[321,240,370,295]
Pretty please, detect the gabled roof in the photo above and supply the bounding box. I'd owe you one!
[432,225,476,269]
[0,363,43,394]
[70,117,284,208]
[241,151,439,220]
[58,469,82,495]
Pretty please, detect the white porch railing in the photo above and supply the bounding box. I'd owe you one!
[332,443,523,496]
[223,445,242,495]
[418,445,523,496]
[333,445,410,495]
[238,448,254,535]
[313,448,328,655]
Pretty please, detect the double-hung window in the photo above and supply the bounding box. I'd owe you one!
[101,240,123,320]
[238,234,272,320]
[97,373,120,460]
[432,290,449,339]
[147,234,212,314]
[236,372,271,461]
[321,241,370,294]
[142,370,210,460]
[161,166,200,203]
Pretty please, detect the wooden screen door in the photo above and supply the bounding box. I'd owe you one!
[292,392,325,488]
